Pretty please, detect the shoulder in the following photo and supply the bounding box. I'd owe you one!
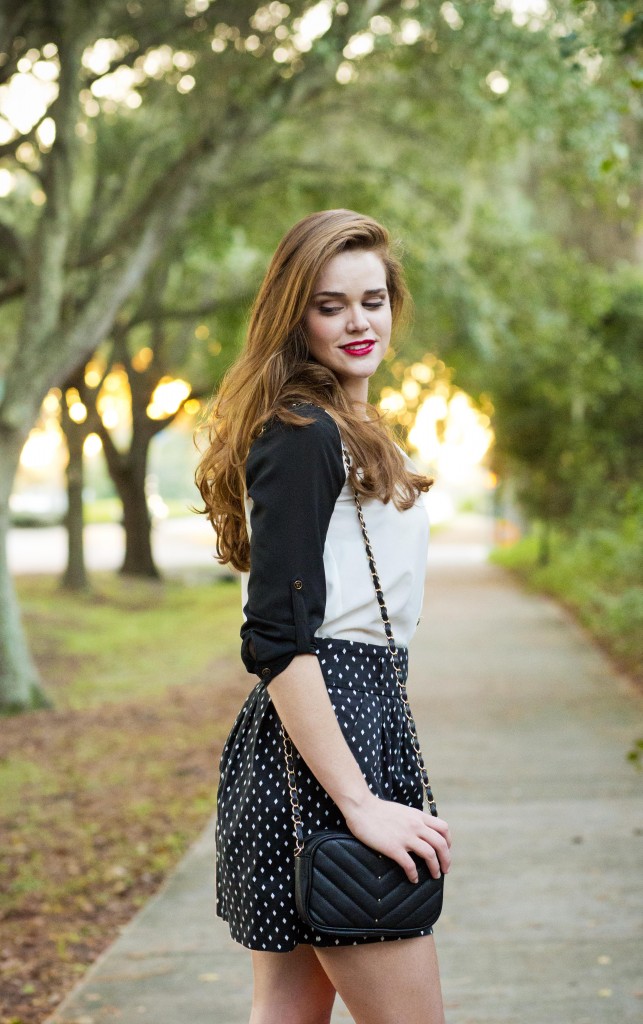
[262,403,340,444]
[246,404,345,488]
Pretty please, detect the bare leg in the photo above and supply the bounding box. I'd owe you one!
[250,945,337,1024]
[315,935,445,1024]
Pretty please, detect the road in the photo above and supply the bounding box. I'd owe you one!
[8,516,229,577]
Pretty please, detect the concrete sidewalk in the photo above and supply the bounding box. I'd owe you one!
[48,524,643,1024]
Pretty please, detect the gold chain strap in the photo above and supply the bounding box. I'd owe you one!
[281,725,305,856]
[342,445,437,819]
[280,440,438,858]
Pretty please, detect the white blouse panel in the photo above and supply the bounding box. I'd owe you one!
[319,447,429,648]
[241,441,429,651]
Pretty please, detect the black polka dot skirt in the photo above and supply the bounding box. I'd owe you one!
[215,636,434,951]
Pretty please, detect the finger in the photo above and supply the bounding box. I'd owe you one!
[424,852,442,881]
[413,835,450,876]
[423,820,452,852]
[436,844,451,875]
[410,841,442,880]
[420,830,452,874]
[422,815,451,845]
[396,851,419,884]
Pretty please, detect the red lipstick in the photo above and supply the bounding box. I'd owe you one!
[341,341,375,357]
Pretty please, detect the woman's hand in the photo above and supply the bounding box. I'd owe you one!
[343,793,452,884]
[269,656,450,884]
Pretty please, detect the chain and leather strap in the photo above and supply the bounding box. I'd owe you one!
[280,441,438,857]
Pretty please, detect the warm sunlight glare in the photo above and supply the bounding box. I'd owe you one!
[379,358,494,487]
[83,433,103,457]
[20,424,63,471]
[97,369,132,436]
[410,390,493,481]
[68,402,88,424]
[146,378,191,420]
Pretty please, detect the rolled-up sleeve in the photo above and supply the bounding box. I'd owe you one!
[240,406,345,683]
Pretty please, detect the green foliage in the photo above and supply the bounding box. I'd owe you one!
[627,738,643,769]
[455,192,643,533]
[491,489,643,680]
[1,0,641,709]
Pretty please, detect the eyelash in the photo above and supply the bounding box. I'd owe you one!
[318,300,385,315]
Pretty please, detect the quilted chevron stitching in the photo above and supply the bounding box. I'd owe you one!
[301,836,443,934]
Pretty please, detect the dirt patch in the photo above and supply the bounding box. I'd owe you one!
[0,660,250,1024]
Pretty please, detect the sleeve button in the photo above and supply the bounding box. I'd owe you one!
[293,579,303,590]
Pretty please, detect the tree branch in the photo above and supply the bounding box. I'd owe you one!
[76,133,219,269]
[0,1,41,84]
[0,25,82,433]
[0,278,25,305]
[0,221,25,268]
[56,137,234,388]
[127,290,255,328]
[79,7,210,88]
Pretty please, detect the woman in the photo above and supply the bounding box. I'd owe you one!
[197,209,451,1024]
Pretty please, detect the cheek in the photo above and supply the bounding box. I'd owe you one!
[380,307,393,340]
[304,314,336,355]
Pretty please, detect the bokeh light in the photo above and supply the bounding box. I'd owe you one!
[378,357,494,485]
[146,378,191,420]
[19,422,64,472]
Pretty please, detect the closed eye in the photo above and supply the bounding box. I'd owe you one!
[318,299,386,315]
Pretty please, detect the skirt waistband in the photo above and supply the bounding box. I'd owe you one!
[312,636,408,695]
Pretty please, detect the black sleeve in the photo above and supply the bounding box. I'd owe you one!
[240,405,345,683]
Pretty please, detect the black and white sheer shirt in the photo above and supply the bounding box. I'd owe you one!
[240,404,430,682]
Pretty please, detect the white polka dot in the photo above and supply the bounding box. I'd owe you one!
[215,638,432,950]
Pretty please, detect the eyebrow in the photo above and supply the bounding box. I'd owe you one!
[312,288,388,299]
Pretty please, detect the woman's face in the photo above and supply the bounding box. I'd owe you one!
[303,248,392,403]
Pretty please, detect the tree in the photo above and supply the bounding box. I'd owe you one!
[75,269,254,578]
[1,0,640,709]
[60,365,90,591]
[0,0,418,711]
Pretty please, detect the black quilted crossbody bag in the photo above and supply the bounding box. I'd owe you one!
[280,444,444,939]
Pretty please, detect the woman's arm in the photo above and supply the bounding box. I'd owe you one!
[240,406,346,681]
[240,407,450,880]
[269,653,451,883]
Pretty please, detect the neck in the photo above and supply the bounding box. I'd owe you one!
[338,376,369,406]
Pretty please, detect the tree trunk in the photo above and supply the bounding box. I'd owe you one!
[112,443,159,578]
[0,434,51,712]
[60,404,89,592]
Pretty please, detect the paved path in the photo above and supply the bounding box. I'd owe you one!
[47,520,643,1024]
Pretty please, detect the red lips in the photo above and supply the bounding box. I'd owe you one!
[341,341,376,356]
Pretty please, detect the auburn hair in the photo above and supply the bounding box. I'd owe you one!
[195,209,432,571]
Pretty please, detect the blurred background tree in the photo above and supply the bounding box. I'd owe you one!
[0,0,416,710]
[1,0,641,711]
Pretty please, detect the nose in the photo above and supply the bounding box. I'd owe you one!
[347,304,370,333]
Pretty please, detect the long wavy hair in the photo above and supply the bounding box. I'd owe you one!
[196,209,432,571]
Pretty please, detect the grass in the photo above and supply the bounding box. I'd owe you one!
[0,573,251,1024]
[491,519,643,685]
[18,573,242,708]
